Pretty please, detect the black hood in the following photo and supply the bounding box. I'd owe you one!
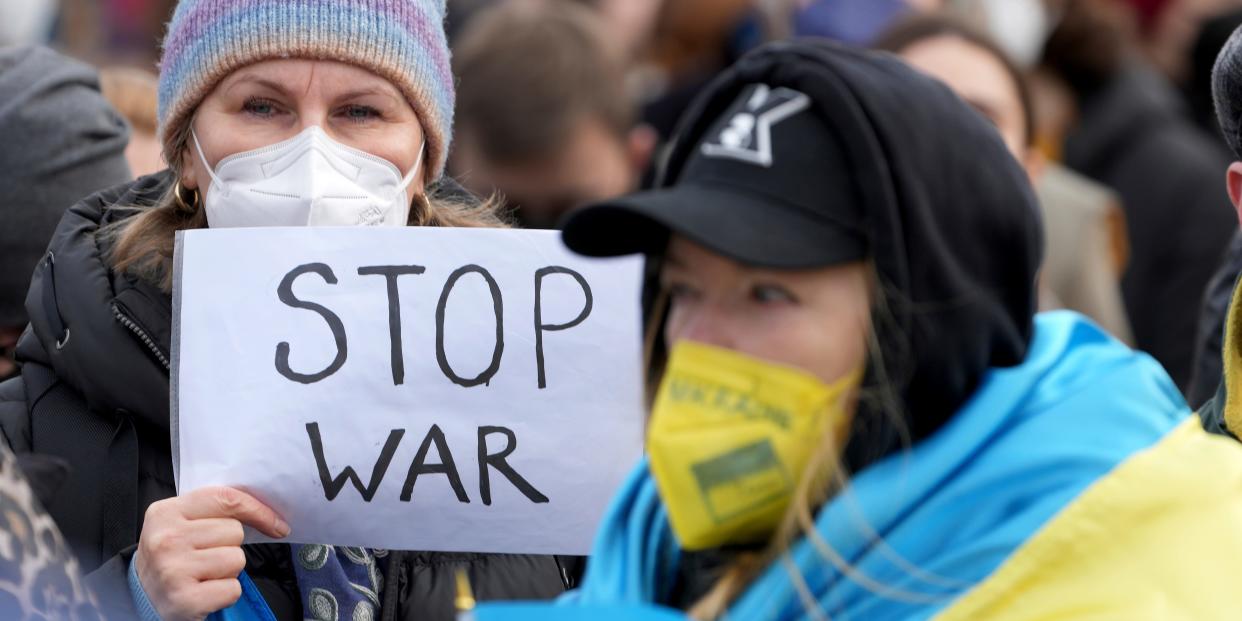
[594,40,1043,450]
[16,173,176,436]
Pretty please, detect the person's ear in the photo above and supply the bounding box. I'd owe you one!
[1022,147,1046,185]
[627,124,659,176]
[180,144,200,190]
[1227,162,1242,227]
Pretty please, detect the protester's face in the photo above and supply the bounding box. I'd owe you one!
[457,118,643,229]
[899,35,1028,160]
[181,59,426,203]
[660,236,872,385]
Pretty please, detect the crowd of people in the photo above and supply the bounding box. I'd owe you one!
[4,0,1242,619]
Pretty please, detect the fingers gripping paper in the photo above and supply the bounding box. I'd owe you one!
[171,228,645,554]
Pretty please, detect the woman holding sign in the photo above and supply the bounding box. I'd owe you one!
[473,40,1242,620]
[0,0,571,620]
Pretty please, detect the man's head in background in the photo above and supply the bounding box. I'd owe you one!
[1212,22,1242,219]
[451,0,656,229]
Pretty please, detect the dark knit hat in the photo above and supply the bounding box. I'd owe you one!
[0,46,131,326]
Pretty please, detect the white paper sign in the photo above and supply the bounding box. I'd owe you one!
[172,227,645,555]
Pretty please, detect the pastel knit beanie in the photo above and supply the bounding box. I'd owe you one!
[157,0,454,181]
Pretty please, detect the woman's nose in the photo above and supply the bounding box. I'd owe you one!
[673,303,737,351]
[297,114,326,134]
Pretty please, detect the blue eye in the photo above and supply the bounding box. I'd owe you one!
[340,104,380,122]
[243,98,279,117]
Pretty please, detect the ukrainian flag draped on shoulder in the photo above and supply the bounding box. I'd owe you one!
[476,312,1242,620]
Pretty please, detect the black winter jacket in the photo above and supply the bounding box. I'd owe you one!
[0,172,572,620]
[1188,231,1242,409]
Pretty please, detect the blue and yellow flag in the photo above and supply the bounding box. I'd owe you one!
[476,312,1242,620]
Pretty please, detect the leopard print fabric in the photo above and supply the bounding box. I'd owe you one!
[0,447,104,621]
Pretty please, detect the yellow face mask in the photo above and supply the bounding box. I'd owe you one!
[647,341,861,550]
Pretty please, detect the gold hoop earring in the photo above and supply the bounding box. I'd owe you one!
[173,181,201,213]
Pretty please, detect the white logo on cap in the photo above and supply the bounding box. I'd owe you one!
[700,84,811,167]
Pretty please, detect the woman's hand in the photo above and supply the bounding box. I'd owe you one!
[134,486,289,621]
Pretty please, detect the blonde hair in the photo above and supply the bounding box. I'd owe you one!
[98,67,159,135]
[644,268,958,620]
[106,120,506,291]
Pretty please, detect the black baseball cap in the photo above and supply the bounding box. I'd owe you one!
[561,82,869,269]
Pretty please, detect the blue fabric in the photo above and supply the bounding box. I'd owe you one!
[475,312,1189,620]
[208,572,279,621]
[129,552,277,621]
[128,554,161,621]
[290,545,383,621]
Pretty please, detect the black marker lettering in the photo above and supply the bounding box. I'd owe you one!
[275,263,348,384]
[400,424,470,503]
[357,265,426,385]
[477,426,548,505]
[435,265,504,387]
[305,422,403,502]
[533,267,593,389]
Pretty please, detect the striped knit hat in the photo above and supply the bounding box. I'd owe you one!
[157,0,454,181]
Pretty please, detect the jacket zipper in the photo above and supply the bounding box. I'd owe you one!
[112,303,170,371]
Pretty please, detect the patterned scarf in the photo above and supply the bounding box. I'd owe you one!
[292,544,384,621]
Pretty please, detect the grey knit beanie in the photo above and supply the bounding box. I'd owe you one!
[0,46,132,327]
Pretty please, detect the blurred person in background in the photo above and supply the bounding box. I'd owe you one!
[1193,22,1242,437]
[1037,0,1235,391]
[99,66,164,178]
[1191,21,1242,409]
[875,14,1135,345]
[451,0,656,229]
[1183,9,1242,407]
[0,46,131,384]
[0,46,132,617]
